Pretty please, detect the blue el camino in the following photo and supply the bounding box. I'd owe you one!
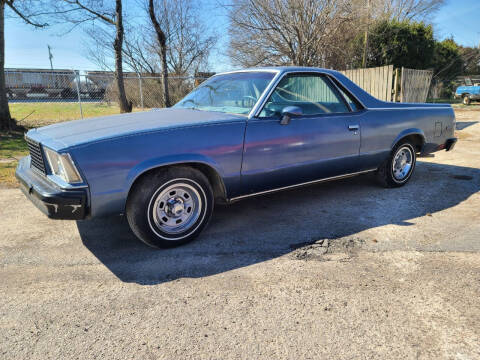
[16,67,457,247]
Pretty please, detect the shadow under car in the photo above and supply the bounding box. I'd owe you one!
[77,161,480,285]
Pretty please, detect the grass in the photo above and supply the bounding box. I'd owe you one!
[427,99,480,107]
[0,132,29,187]
[0,133,28,158]
[10,102,139,128]
[427,98,462,104]
[0,161,19,187]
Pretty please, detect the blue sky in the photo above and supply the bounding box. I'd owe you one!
[5,0,480,72]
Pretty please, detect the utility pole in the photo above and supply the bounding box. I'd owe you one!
[47,45,56,89]
[47,45,54,70]
[362,0,370,68]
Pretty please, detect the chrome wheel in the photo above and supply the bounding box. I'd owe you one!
[151,182,202,235]
[392,146,413,181]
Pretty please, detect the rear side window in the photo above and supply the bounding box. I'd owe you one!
[338,88,359,111]
[330,77,363,111]
[259,74,350,117]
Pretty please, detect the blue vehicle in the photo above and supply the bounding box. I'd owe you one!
[16,67,457,247]
[455,84,480,105]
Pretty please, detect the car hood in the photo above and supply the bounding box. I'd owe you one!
[26,108,246,150]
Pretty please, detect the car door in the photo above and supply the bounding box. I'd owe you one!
[240,72,362,195]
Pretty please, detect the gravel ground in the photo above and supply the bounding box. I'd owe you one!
[1,107,480,359]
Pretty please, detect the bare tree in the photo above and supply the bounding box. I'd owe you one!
[122,26,160,75]
[160,0,216,76]
[55,0,131,113]
[84,0,216,78]
[148,0,170,107]
[228,0,445,70]
[0,0,48,130]
[228,0,354,68]
[370,0,445,21]
[145,0,217,106]
[83,24,156,74]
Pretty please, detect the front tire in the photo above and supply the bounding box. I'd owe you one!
[376,140,416,188]
[463,95,471,105]
[126,167,214,248]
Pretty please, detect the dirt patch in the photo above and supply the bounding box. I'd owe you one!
[290,238,330,260]
[290,237,366,261]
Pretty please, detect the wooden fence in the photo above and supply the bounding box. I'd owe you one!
[340,65,394,102]
[339,65,432,103]
[400,67,433,103]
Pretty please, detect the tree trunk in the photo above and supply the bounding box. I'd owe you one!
[148,0,170,107]
[160,41,170,107]
[0,0,13,131]
[362,0,370,68]
[114,0,131,113]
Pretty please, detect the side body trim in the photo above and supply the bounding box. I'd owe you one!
[369,107,451,111]
[228,168,377,202]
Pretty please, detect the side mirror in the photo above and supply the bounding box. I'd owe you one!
[280,106,303,125]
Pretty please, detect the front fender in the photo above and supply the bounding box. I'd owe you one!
[124,153,225,192]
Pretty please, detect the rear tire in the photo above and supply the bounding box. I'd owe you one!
[126,166,214,248]
[376,140,416,188]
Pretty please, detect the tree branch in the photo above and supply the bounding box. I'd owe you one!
[5,0,48,27]
[62,0,115,25]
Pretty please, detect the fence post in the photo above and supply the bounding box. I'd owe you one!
[138,73,144,110]
[400,67,405,103]
[74,70,84,119]
[393,68,399,102]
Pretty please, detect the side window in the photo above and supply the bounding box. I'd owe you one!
[338,88,358,111]
[259,74,349,117]
[330,77,362,111]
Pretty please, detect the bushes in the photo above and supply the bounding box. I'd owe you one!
[104,76,195,108]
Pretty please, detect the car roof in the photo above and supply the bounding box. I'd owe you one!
[216,66,340,76]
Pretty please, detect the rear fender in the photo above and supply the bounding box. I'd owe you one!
[391,128,425,151]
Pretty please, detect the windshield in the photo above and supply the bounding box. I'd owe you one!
[174,72,276,115]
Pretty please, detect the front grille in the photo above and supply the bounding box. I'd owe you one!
[26,137,46,174]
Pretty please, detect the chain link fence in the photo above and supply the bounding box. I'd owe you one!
[6,69,211,126]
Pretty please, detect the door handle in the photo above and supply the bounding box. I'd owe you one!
[348,124,359,135]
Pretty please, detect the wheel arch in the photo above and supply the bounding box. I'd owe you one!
[126,160,228,206]
[391,129,425,153]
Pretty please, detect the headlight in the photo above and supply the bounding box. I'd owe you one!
[44,148,83,184]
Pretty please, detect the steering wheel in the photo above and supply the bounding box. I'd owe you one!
[241,95,257,107]
[182,99,195,105]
